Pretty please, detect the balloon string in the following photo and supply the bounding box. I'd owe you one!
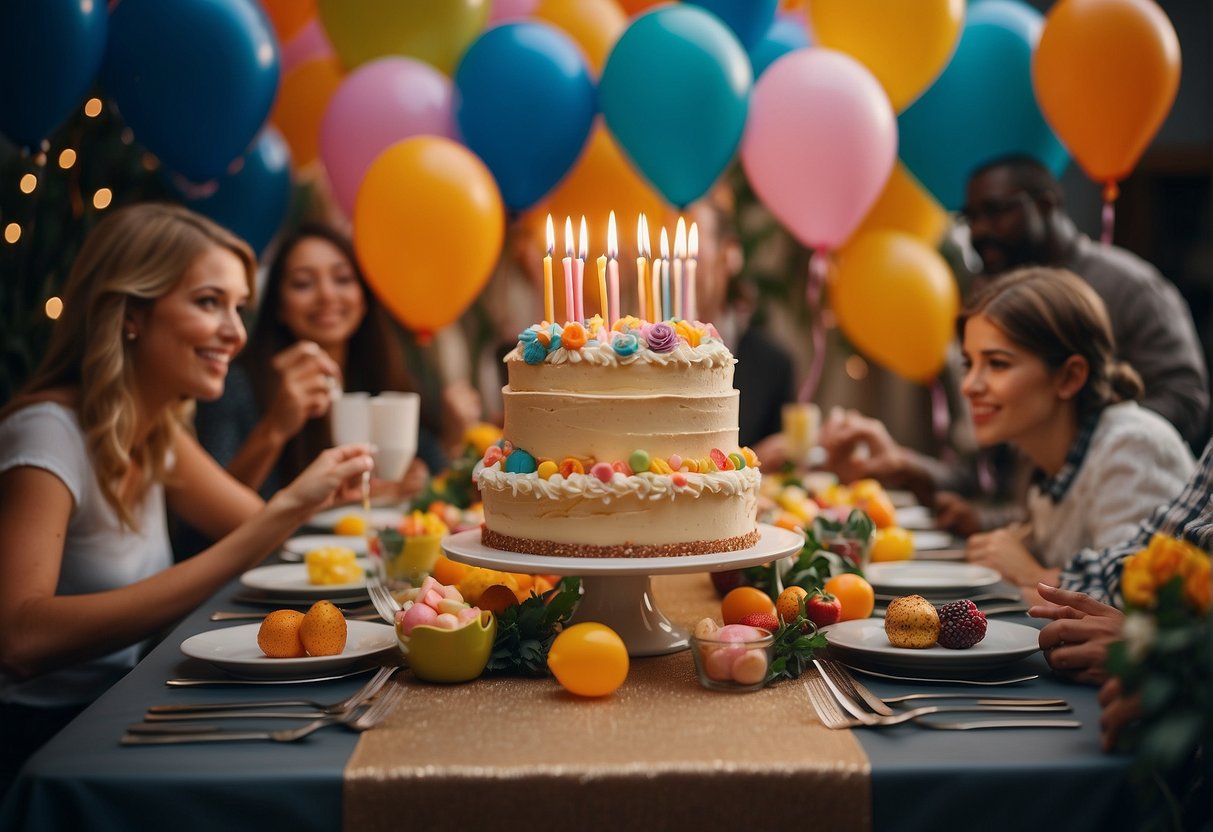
[797,251,830,404]
[1100,181,1118,245]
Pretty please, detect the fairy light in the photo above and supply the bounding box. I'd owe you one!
[845,354,869,381]
[84,98,102,117]
[58,149,76,169]
[45,297,63,320]
[19,173,36,193]
[4,223,21,244]
[93,188,113,210]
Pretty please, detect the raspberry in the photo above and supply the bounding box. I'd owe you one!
[738,612,779,632]
[935,599,988,649]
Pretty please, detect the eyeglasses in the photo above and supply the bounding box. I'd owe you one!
[958,191,1031,226]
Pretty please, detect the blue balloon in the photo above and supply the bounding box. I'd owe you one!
[177,128,292,255]
[0,0,107,148]
[898,0,1069,210]
[600,6,751,208]
[684,0,779,52]
[454,23,596,212]
[748,16,811,79]
[103,0,279,182]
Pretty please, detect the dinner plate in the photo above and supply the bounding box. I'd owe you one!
[240,561,370,598]
[894,505,935,531]
[180,621,397,679]
[307,506,405,531]
[280,534,367,562]
[864,561,1001,592]
[822,618,1040,673]
[911,530,956,551]
[885,489,918,508]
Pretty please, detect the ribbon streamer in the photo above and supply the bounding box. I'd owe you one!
[1100,181,1119,245]
[797,251,830,404]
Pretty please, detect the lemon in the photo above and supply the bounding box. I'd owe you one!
[333,514,366,536]
[547,623,629,697]
[870,527,914,563]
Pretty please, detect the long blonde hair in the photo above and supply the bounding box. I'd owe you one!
[8,203,256,528]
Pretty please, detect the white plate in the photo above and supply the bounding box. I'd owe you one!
[823,618,1040,673]
[280,534,367,562]
[894,505,935,530]
[885,489,918,508]
[307,506,405,531]
[912,530,956,551]
[864,561,1001,592]
[240,561,370,598]
[180,621,397,679]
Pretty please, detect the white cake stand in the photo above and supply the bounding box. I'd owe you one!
[442,523,804,657]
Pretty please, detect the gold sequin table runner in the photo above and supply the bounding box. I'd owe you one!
[345,573,871,831]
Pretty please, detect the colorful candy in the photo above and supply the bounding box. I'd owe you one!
[628,449,651,473]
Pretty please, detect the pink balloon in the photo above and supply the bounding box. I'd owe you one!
[280,18,333,75]
[488,0,539,25]
[319,56,456,215]
[740,48,896,250]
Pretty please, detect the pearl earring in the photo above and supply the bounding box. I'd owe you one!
[125,330,136,341]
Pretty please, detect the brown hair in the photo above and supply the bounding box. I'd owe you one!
[959,267,1143,420]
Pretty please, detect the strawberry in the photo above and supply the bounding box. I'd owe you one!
[805,590,842,628]
[738,612,779,632]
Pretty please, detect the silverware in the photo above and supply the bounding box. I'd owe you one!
[210,610,381,622]
[843,664,1039,686]
[365,565,401,624]
[873,604,1029,618]
[149,666,396,717]
[874,591,1023,603]
[165,666,379,687]
[817,659,1065,713]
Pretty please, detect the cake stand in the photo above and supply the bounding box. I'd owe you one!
[442,523,803,657]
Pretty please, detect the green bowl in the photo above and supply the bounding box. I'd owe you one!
[398,610,496,683]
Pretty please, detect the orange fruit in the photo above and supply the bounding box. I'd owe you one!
[870,527,914,563]
[721,586,777,625]
[478,583,520,614]
[857,494,896,529]
[823,573,875,621]
[547,622,629,697]
[257,609,306,658]
[432,554,470,586]
[300,600,348,656]
[775,586,808,624]
[332,514,366,536]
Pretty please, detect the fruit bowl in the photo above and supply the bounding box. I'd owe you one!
[690,626,774,692]
[397,611,496,683]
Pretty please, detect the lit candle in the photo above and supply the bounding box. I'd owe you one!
[607,210,620,328]
[687,221,699,322]
[636,214,649,322]
[673,216,686,321]
[543,214,555,324]
[574,215,587,323]
[562,216,574,323]
[659,226,670,323]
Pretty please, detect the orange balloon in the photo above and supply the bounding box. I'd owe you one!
[831,230,959,383]
[535,0,627,76]
[269,57,343,167]
[847,162,948,247]
[615,0,665,14]
[1034,0,1180,185]
[260,0,316,43]
[354,137,505,338]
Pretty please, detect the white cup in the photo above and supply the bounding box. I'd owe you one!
[369,392,419,480]
[330,392,371,445]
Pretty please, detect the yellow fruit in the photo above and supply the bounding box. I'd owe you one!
[824,573,876,621]
[257,609,306,658]
[883,595,940,648]
[775,586,808,624]
[305,546,361,585]
[870,527,915,563]
[300,600,348,656]
[458,567,519,606]
[547,622,629,697]
[333,514,366,536]
[431,554,470,586]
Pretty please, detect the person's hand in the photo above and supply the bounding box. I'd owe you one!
[965,528,1049,586]
[933,491,983,538]
[265,341,341,440]
[1098,676,1141,752]
[441,380,482,453]
[817,407,906,484]
[1030,583,1126,685]
[751,433,788,470]
[271,444,374,516]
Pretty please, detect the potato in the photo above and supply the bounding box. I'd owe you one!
[884,594,940,649]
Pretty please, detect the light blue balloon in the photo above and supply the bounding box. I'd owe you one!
[600,6,751,208]
[684,0,779,52]
[748,16,811,79]
[898,0,1069,210]
[178,128,292,255]
[454,23,596,212]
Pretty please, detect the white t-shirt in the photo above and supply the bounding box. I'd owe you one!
[0,402,173,707]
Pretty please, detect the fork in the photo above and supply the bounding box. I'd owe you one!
[122,682,405,744]
[365,562,402,624]
[145,665,397,718]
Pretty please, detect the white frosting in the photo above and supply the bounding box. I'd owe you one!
[504,337,734,370]
[477,463,761,502]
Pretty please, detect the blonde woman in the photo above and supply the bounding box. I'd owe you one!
[0,204,373,784]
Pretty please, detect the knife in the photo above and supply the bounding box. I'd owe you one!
[165,666,376,686]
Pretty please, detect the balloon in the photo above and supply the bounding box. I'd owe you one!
[600,6,752,207]
[683,0,778,51]
[260,0,315,43]
[0,0,107,148]
[281,18,333,75]
[807,0,963,112]
[320,57,456,216]
[103,0,279,182]
[489,0,540,25]
[848,162,948,247]
[1033,0,1180,185]
[831,230,959,383]
[177,127,293,255]
[454,23,596,212]
[615,0,665,14]
[353,137,504,338]
[270,57,343,167]
[534,0,627,76]
[740,48,896,251]
[898,0,1069,211]
[317,0,489,74]
[748,16,810,78]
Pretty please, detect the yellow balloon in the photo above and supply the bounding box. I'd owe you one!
[1033,0,1180,185]
[354,137,505,338]
[807,0,964,111]
[831,230,958,383]
[534,0,627,76]
[317,0,489,74]
[269,57,343,167]
[847,162,948,247]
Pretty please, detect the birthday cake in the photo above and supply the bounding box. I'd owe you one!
[475,315,761,558]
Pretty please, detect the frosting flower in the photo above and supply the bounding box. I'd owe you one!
[645,322,678,353]
[674,320,702,348]
[585,314,605,334]
[523,339,548,364]
[517,327,539,345]
[613,315,643,333]
[561,321,588,351]
[612,331,640,357]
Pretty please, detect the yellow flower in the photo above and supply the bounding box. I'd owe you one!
[1183,554,1211,614]
[1144,533,1186,584]
[673,320,702,348]
[613,315,643,332]
[465,423,503,456]
[1121,559,1157,609]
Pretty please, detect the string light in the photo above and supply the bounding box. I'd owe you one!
[84,98,102,117]
[93,188,113,210]
[58,149,76,169]
[19,173,37,193]
[845,354,869,381]
[4,223,21,244]
[45,297,63,320]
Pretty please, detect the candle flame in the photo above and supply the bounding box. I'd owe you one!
[638,213,650,258]
[564,216,574,258]
[545,214,554,255]
[688,222,699,260]
[607,210,618,259]
[578,215,588,260]
[674,216,687,259]
[659,226,670,260]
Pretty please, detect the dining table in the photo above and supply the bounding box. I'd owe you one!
[0,558,1134,832]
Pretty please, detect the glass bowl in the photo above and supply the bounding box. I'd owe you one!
[397,610,496,683]
[690,627,774,692]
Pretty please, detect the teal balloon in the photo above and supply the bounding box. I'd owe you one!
[684,0,778,51]
[899,0,1069,210]
[600,6,751,208]
[749,16,810,78]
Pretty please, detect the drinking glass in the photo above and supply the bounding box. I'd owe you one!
[368,392,419,481]
[781,403,820,469]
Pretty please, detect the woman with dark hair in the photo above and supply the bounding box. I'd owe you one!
[958,267,1194,597]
